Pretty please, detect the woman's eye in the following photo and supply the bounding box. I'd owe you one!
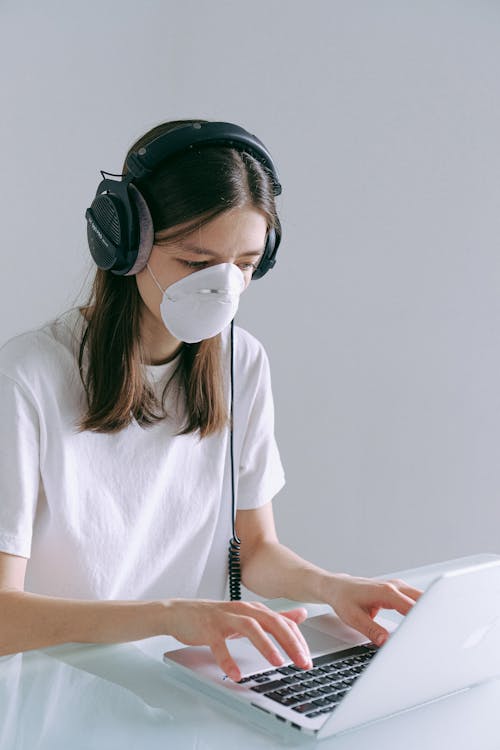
[240,263,257,271]
[179,259,257,271]
[179,260,208,268]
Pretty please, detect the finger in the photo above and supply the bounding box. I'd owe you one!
[225,602,266,638]
[367,605,382,619]
[249,603,308,622]
[279,607,309,625]
[248,606,312,667]
[399,584,423,601]
[210,639,242,682]
[246,611,312,670]
[233,616,291,669]
[242,602,312,669]
[377,584,418,616]
[222,610,302,642]
[385,578,423,601]
[344,609,389,646]
[279,613,311,661]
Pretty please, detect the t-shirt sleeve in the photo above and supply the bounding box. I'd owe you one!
[235,340,286,510]
[0,372,41,558]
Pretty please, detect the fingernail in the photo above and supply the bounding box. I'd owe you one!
[272,652,285,666]
[376,634,386,646]
[298,650,313,668]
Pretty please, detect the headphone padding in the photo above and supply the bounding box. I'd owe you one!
[123,184,154,276]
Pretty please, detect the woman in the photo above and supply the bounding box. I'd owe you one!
[0,119,421,683]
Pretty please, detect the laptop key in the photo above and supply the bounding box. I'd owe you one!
[302,690,320,700]
[308,678,325,687]
[306,689,324,699]
[280,695,303,707]
[318,686,335,694]
[269,687,296,699]
[276,666,298,675]
[278,685,304,697]
[308,667,326,678]
[288,685,305,697]
[319,676,343,687]
[266,691,298,705]
[281,675,302,685]
[317,677,332,685]
[240,670,279,684]
[321,692,341,702]
[312,697,335,708]
[251,680,286,693]
[293,702,316,714]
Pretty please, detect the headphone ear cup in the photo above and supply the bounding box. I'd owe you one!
[86,192,128,270]
[123,184,154,276]
[252,226,278,280]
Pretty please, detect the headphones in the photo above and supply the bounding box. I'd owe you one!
[85,121,282,280]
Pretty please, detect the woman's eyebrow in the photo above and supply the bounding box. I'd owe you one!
[177,243,264,259]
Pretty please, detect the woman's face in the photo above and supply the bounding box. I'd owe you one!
[135,206,268,362]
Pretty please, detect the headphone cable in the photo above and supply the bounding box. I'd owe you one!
[228,318,242,601]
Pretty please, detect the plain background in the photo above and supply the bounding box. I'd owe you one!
[1,0,499,579]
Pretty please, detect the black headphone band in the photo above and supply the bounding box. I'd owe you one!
[86,120,282,277]
[126,121,282,196]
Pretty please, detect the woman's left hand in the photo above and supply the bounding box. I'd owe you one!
[323,574,423,647]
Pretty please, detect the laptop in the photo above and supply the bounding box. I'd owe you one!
[163,559,500,739]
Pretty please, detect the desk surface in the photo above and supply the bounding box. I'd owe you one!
[2,554,500,750]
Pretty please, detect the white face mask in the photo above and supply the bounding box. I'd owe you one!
[146,262,246,343]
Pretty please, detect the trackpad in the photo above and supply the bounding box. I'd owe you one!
[300,611,399,654]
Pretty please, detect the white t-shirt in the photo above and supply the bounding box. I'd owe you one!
[0,307,285,602]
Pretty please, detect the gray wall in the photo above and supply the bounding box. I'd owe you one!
[1,0,499,578]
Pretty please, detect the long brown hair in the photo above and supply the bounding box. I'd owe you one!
[74,119,280,438]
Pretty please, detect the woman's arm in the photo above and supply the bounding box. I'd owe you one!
[236,503,423,647]
[0,551,171,654]
[0,551,311,681]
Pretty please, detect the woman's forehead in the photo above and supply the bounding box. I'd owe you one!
[154,207,268,250]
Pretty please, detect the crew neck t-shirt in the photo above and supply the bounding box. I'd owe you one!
[0,307,285,601]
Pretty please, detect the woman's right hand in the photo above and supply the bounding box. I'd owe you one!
[162,598,313,682]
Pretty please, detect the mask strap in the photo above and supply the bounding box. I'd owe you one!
[146,262,165,294]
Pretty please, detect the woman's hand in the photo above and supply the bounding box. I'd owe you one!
[163,599,312,682]
[323,574,423,646]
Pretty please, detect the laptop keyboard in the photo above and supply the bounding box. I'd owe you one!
[241,644,378,719]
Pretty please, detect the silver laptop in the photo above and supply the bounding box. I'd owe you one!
[163,559,500,739]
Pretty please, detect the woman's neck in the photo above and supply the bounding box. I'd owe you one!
[79,306,183,366]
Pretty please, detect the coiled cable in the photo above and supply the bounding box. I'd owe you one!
[228,319,242,601]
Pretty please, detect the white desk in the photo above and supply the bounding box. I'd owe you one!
[1,554,499,749]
